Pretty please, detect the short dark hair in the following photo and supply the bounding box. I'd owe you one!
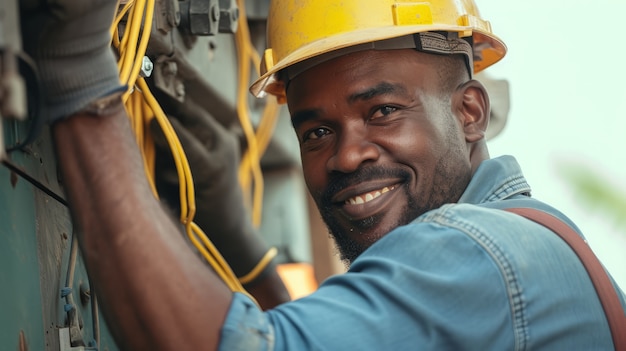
[435,53,470,94]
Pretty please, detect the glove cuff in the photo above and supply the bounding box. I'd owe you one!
[38,40,124,122]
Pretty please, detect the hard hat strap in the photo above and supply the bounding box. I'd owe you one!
[413,32,473,78]
[286,32,474,85]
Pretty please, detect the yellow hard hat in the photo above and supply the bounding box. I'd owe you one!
[250,0,506,102]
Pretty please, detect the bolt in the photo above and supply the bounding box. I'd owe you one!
[188,0,219,36]
[218,1,239,33]
[140,56,154,78]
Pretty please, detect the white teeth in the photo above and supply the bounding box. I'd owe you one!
[346,185,395,205]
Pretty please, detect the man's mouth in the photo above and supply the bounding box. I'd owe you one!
[345,185,396,205]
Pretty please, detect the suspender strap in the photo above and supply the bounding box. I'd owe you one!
[504,207,626,350]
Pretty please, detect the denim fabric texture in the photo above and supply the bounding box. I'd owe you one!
[219,155,626,350]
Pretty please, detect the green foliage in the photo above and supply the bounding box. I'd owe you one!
[557,162,626,231]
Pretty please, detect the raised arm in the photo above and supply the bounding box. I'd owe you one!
[53,104,232,350]
[20,0,244,348]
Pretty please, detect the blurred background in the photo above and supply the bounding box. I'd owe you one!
[479,0,626,289]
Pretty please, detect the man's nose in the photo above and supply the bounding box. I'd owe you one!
[326,127,380,173]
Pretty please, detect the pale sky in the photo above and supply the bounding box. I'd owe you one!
[478,0,626,288]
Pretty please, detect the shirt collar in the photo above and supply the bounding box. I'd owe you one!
[458,155,532,205]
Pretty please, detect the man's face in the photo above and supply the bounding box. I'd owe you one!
[287,49,473,263]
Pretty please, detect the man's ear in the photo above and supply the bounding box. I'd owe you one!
[452,80,490,143]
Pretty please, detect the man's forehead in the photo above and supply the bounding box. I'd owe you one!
[285,48,437,105]
[287,71,423,131]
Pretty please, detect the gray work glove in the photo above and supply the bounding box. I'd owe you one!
[20,0,124,122]
[152,107,273,285]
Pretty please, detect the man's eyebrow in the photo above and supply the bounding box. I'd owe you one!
[348,82,407,103]
[291,108,321,129]
[290,83,406,129]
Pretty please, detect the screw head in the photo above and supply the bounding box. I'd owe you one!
[140,56,154,78]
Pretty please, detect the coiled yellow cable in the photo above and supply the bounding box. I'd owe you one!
[110,0,280,295]
[110,0,247,293]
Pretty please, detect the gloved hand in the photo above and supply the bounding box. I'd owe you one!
[20,0,124,122]
[152,103,274,286]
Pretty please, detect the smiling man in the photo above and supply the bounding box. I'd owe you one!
[288,50,478,263]
[30,0,626,349]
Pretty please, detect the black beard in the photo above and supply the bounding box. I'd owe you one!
[316,160,468,266]
[320,181,418,265]
[316,166,412,265]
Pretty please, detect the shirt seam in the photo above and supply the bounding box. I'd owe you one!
[422,207,529,351]
[485,175,530,202]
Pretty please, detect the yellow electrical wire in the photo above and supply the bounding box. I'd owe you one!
[109,0,281,295]
[238,247,278,285]
[234,0,280,227]
[234,0,263,224]
[109,0,247,294]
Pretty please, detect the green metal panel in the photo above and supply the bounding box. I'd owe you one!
[0,151,46,351]
[1,120,119,350]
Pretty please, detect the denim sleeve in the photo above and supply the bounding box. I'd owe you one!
[219,292,275,351]
[220,203,618,350]
[219,220,516,350]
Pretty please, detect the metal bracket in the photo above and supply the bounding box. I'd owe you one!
[155,0,181,33]
[59,328,86,351]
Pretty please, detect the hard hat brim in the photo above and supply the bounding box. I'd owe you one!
[250,25,506,99]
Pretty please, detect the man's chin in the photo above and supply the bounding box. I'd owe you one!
[329,224,390,265]
[328,204,426,265]
[333,237,366,266]
[321,196,418,265]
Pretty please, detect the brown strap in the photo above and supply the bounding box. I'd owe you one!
[505,207,626,350]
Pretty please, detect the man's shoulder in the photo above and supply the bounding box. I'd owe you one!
[359,201,615,349]
[398,201,581,262]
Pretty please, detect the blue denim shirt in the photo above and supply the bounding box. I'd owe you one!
[219,155,626,350]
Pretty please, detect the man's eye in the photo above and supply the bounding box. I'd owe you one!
[373,105,397,119]
[304,127,331,141]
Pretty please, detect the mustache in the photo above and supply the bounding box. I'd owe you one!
[320,166,410,205]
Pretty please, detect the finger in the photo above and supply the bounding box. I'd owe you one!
[150,116,208,157]
[170,118,230,183]
[171,97,228,144]
[151,118,202,186]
